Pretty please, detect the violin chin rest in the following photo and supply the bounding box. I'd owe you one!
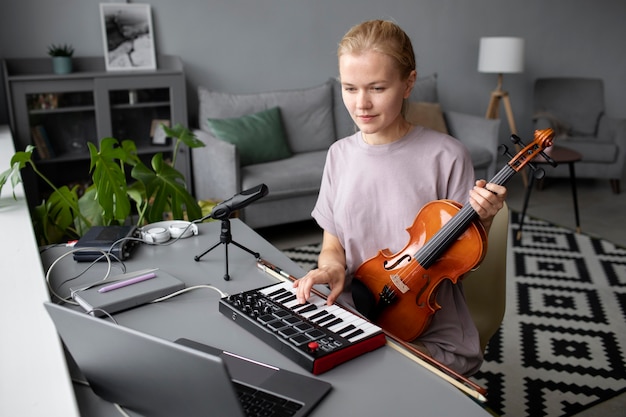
[351,279,376,320]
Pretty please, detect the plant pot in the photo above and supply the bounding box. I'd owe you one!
[52,56,72,74]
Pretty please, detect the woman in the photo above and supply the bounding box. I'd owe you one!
[293,19,506,376]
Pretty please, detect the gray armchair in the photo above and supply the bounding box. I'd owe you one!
[533,77,626,193]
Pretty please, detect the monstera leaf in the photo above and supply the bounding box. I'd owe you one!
[87,138,136,225]
[131,152,202,224]
[76,186,104,235]
[0,146,33,198]
[32,185,81,244]
[162,123,205,166]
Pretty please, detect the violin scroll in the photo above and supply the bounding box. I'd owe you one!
[508,128,556,173]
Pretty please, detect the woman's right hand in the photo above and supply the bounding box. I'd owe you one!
[293,231,346,305]
[294,264,346,305]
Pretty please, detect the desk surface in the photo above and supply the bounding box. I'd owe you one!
[41,219,490,417]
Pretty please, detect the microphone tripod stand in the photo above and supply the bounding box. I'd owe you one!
[194,217,259,281]
[193,184,269,281]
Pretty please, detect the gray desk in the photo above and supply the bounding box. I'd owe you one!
[42,219,490,417]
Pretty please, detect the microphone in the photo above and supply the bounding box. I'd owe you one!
[209,184,269,220]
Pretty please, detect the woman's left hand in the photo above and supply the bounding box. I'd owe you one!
[469,179,507,229]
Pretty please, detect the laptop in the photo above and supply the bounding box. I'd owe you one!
[44,303,331,417]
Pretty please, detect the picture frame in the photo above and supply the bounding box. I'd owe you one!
[99,3,156,71]
[151,119,170,145]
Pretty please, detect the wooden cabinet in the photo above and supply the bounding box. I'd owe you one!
[3,55,189,208]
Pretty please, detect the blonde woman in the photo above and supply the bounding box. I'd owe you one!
[294,20,506,376]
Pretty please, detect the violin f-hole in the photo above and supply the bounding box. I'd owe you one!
[384,254,412,270]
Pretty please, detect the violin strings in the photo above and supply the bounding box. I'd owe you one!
[398,165,515,289]
[418,166,514,266]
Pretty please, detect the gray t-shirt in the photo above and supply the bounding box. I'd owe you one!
[312,126,483,375]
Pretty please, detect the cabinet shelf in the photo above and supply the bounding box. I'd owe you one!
[3,55,189,209]
[29,105,96,115]
[35,144,173,165]
[111,101,170,110]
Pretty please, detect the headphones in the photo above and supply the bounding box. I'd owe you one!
[140,221,198,244]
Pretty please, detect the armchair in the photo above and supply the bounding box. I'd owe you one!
[533,77,626,193]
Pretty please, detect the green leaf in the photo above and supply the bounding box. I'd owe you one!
[127,181,148,225]
[88,139,131,224]
[0,146,35,199]
[76,186,103,234]
[30,185,82,244]
[131,153,202,223]
[162,123,205,148]
[46,186,80,230]
[32,204,63,245]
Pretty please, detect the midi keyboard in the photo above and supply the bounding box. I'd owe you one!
[219,281,386,374]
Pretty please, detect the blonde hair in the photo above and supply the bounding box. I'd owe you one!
[338,19,416,79]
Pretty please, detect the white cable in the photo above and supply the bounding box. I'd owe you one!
[113,403,132,417]
[46,247,114,305]
[151,284,228,303]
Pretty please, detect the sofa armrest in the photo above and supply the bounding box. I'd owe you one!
[191,129,241,201]
[598,115,626,176]
[598,114,626,143]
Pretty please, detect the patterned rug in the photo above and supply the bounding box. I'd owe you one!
[282,212,626,417]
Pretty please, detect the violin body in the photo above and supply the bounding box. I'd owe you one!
[353,129,557,342]
[354,200,487,341]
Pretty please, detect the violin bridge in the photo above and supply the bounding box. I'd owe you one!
[390,274,410,293]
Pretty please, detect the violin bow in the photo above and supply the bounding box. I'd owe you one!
[256,258,487,403]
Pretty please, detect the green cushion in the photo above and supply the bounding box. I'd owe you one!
[207,107,292,166]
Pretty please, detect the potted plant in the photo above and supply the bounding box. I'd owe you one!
[0,123,206,245]
[48,43,74,74]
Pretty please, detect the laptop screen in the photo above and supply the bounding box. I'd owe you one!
[44,302,331,417]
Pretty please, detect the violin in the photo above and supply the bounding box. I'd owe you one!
[354,129,555,341]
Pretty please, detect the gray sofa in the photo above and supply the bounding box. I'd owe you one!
[192,75,500,229]
[533,77,626,193]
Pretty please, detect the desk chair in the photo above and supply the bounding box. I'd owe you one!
[464,202,509,352]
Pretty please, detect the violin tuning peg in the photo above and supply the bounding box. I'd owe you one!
[510,134,524,146]
[534,167,546,180]
[539,151,557,167]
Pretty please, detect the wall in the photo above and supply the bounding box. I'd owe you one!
[1,0,625,145]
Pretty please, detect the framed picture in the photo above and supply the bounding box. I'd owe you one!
[151,119,170,145]
[100,3,156,71]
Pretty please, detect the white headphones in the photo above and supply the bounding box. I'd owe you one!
[140,221,198,243]
[168,222,198,239]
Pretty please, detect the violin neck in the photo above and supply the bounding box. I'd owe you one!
[415,164,516,269]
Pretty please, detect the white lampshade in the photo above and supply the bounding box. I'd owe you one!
[478,37,525,73]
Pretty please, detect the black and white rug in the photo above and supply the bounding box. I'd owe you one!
[282,212,626,417]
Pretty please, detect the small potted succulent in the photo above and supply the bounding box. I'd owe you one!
[48,43,74,74]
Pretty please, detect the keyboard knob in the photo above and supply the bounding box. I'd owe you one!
[307,341,319,352]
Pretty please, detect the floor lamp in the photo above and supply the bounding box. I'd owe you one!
[478,36,525,181]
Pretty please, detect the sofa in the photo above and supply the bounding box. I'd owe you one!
[191,74,501,229]
[533,77,626,194]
